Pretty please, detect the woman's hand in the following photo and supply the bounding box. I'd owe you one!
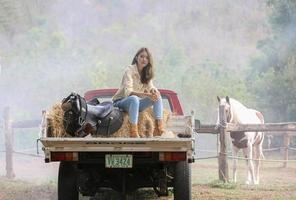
[131,89,160,102]
[145,92,158,102]
[143,88,159,102]
[150,88,160,99]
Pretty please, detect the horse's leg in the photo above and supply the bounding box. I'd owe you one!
[242,148,250,184]
[232,145,239,183]
[254,145,260,185]
[254,140,264,185]
[243,145,255,184]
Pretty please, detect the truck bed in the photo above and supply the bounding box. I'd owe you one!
[40,114,195,162]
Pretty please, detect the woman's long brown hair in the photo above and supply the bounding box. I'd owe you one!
[131,47,154,84]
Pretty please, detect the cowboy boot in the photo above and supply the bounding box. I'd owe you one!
[154,119,165,136]
[130,124,140,138]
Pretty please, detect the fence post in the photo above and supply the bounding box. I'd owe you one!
[267,134,273,149]
[4,107,15,178]
[283,132,290,168]
[218,104,229,182]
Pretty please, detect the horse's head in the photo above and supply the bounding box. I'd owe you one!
[216,96,234,128]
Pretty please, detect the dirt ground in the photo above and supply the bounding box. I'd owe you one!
[1,153,296,200]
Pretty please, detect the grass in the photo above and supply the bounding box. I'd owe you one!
[0,176,56,200]
[208,180,237,189]
[191,156,296,200]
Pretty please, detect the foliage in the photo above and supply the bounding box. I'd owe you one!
[181,60,250,122]
[0,0,29,37]
[157,44,189,90]
[248,0,296,122]
[0,0,269,124]
[88,61,108,88]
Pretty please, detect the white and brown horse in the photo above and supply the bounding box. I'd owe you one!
[216,96,264,184]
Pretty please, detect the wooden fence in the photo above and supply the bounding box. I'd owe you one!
[2,105,296,182]
[196,104,296,182]
[2,107,41,178]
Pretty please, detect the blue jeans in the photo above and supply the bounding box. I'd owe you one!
[113,95,163,124]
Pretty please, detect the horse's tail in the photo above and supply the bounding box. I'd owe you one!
[254,110,265,160]
[255,111,264,124]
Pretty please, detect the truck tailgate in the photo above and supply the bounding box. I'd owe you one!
[40,137,194,152]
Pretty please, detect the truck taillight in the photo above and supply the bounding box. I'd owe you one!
[159,152,186,161]
[51,152,78,161]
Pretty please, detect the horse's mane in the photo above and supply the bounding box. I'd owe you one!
[225,98,261,124]
[229,98,248,111]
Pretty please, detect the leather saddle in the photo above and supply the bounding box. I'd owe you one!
[87,101,113,121]
[61,92,123,137]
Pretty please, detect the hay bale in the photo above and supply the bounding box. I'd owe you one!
[112,108,170,138]
[111,108,155,138]
[46,103,67,137]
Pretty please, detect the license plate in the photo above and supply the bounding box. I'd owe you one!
[105,154,133,168]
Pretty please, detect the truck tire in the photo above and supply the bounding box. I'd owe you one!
[174,161,191,200]
[58,161,78,200]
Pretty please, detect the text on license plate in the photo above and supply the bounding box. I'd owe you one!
[105,154,133,168]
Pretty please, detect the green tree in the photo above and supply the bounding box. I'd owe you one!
[181,60,249,122]
[249,0,296,122]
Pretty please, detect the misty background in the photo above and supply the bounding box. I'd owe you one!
[0,0,296,174]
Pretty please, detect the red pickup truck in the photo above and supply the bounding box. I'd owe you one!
[40,89,195,200]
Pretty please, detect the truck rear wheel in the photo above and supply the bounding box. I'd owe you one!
[58,161,78,200]
[174,161,191,200]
